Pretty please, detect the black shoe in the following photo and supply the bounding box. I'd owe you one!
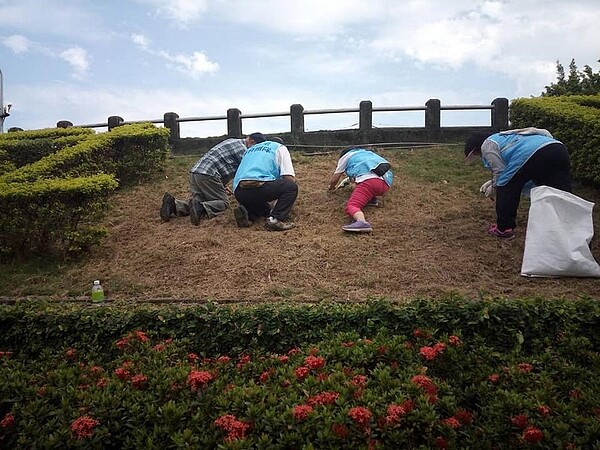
[234,205,251,227]
[160,192,176,222]
[190,199,206,226]
[265,216,295,231]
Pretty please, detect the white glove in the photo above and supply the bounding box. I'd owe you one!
[479,180,496,199]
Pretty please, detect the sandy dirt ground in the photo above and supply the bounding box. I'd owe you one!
[52,145,600,303]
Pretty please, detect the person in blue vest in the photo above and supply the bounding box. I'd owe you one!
[328,146,393,233]
[464,127,572,240]
[233,137,298,231]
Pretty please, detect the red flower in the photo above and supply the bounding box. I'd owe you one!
[351,375,368,388]
[287,347,301,355]
[448,335,462,346]
[348,406,372,427]
[442,417,461,429]
[70,416,100,439]
[455,409,473,425]
[304,355,326,370]
[411,374,433,388]
[152,343,166,352]
[511,414,529,429]
[115,338,129,349]
[435,436,449,449]
[131,374,148,389]
[236,355,251,369]
[0,413,15,429]
[385,403,410,424]
[96,378,108,388]
[187,352,199,363]
[342,341,355,348]
[332,423,349,439]
[295,366,310,380]
[259,369,274,384]
[292,404,314,421]
[278,355,289,363]
[522,426,544,443]
[65,348,76,360]
[419,346,438,361]
[307,391,339,406]
[217,355,231,364]
[187,370,214,391]
[377,345,389,354]
[316,372,329,382]
[488,374,500,383]
[0,351,13,359]
[114,367,131,381]
[517,363,533,373]
[133,330,149,342]
[214,414,250,442]
[538,405,551,417]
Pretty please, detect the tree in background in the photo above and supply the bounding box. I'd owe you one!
[542,58,600,96]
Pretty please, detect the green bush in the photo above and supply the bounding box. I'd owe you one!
[510,95,600,185]
[0,313,598,449]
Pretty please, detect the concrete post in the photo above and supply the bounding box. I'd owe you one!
[425,99,441,130]
[163,112,180,142]
[491,97,509,130]
[108,116,124,131]
[57,120,73,128]
[290,104,304,134]
[359,100,373,131]
[227,108,242,137]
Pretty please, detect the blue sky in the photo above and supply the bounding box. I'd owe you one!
[1,0,599,137]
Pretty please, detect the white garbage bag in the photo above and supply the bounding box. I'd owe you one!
[521,186,600,278]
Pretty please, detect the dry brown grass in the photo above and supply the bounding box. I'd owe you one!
[17,146,600,302]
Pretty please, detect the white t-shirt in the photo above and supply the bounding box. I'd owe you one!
[276,145,295,177]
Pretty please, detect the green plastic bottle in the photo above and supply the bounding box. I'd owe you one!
[91,280,105,303]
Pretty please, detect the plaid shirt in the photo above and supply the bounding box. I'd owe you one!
[190,138,247,183]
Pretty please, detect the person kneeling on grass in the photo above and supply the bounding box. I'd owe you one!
[464,127,572,240]
[232,137,298,231]
[328,146,393,233]
[160,133,266,225]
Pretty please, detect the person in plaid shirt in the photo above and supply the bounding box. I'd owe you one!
[160,132,265,225]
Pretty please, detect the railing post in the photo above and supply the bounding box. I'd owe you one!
[163,112,180,142]
[108,116,124,131]
[290,104,304,134]
[425,99,441,130]
[491,97,509,130]
[227,108,242,137]
[359,100,372,131]
[57,120,73,128]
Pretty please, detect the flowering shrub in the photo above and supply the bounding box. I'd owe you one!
[0,326,599,449]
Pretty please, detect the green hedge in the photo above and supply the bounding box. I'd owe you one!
[0,123,169,259]
[0,127,94,168]
[510,95,600,184]
[1,297,598,361]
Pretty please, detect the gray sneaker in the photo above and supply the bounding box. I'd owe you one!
[160,192,176,222]
[265,216,295,231]
[190,199,206,226]
[234,205,251,228]
[342,220,372,233]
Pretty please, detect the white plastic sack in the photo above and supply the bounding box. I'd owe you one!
[521,186,600,278]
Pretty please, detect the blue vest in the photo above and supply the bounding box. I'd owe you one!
[346,149,394,186]
[486,133,559,186]
[233,141,281,190]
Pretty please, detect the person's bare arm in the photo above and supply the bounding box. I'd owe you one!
[328,173,343,191]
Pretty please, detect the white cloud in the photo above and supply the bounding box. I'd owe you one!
[2,34,30,54]
[158,50,219,77]
[131,33,150,50]
[59,47,90,78]
[135,0,209,27]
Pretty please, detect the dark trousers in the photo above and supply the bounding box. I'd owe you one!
[234,178,298,221]
[496,143,572,231]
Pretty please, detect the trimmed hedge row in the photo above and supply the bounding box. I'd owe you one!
[1,297,598,362]
[0,123,169,259]
[510,95,600,185]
